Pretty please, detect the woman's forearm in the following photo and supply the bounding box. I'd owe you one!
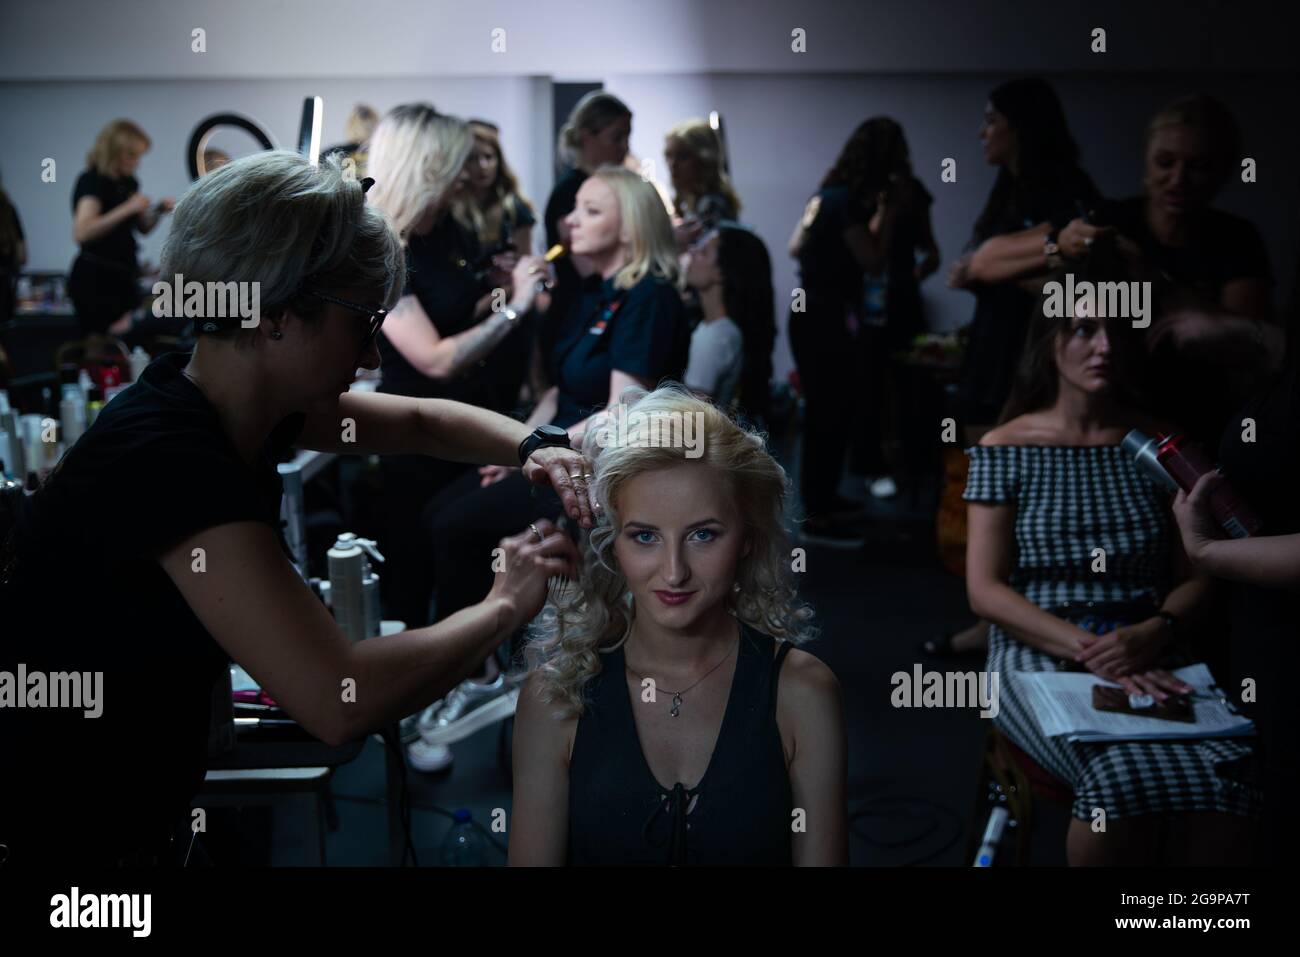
[1199,533,1300,591]
[970,581,1089,659]
[415,397,532,466]
[429,310,524,379]
[967,228,1051,285]
[75,202,138,246]
[1157,574,1214,622]
[342,596,516,738]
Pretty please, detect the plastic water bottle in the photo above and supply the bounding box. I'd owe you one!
[438,809,487,866]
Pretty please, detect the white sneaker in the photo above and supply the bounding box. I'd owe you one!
[869,476,898,498]
[406,740,454,773]
[417,674,519,746]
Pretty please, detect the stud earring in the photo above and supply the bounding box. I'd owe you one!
[270,328,283,340]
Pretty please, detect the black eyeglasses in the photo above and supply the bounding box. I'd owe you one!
[303,289,388,349]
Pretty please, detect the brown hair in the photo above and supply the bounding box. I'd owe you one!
[998,236,1149,424]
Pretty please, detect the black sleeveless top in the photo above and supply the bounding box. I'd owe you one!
[567,622,794,866]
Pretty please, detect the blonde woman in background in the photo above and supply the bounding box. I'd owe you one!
[510,384,847,866]
[364,105,548,718]
[664,117,743,250]
[542,92,633,326]
[455,119,536,259]
[69,119,175,335]
[411,166,694,773]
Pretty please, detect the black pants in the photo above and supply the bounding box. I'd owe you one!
[68,253,140,336]
[849,323,891,477]
[377,454,471,628]
[788,306,856,516]
[427,468,565,627]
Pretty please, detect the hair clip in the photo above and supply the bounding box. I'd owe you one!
[361,177,375,194]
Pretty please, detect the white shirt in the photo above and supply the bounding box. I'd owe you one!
[684,315,744,408]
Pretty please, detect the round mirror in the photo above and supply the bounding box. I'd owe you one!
[186,113,277,180]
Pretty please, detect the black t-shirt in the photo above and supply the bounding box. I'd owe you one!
[956,171,1101,425]
[1216,359,1300,855]
[72,168,141,267]
[549,272,690,429]
[544,167,588,304]
[0,351,303,865]
[1111,196,1274,443]
[795,185,870,310]
[378,214,532,414]
[0,195,23,274]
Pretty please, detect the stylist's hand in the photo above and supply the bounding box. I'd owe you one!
[486,520,582,628]
[946,253,973,289]
[510,255,551,312]
[1058,218,1112,259]
[1173,470,1225,566]
[1076,622,1166,678]
[522,445,597,529]
[126,192,152,215]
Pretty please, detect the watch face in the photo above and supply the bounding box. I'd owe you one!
[539,425,569,440]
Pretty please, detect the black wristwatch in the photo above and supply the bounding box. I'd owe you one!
[517,424,571,465]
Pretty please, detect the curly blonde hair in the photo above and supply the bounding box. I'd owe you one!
[521,383,815,718]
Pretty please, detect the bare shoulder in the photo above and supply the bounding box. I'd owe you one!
[979,413,1055,447]
[776,645,841,701]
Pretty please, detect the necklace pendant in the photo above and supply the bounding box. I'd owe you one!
[670,693,682,717]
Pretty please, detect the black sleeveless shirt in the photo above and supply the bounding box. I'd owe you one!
[567,622,794,866]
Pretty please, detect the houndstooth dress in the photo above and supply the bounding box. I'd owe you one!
[963,444,1259,820]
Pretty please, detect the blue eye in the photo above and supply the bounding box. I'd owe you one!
[631,530,656,545]
[691,528,717,543]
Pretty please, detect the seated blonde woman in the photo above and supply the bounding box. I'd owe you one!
[509,384,847,866]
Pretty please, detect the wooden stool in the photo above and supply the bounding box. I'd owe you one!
[969,725,1072,866]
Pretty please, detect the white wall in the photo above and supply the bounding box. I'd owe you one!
[3,0,1294,79]
[0,76,550,273]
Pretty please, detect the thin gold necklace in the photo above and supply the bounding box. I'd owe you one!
[624,626,739,718]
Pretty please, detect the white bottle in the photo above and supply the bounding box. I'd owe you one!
[327,534,385,643]
[129,346,150,383]
[59,384,87,447]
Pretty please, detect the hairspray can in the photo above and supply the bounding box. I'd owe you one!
[1121,430,1180,493]
[1124,430,1262,538]
[328,534,385,642]
[1154,433,1261,538]
[363,566,381,638]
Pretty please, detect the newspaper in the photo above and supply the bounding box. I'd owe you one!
[1016,664,1255,743]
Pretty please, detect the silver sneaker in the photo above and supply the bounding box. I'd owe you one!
[399,699,443,743]
[417,674,518,746]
